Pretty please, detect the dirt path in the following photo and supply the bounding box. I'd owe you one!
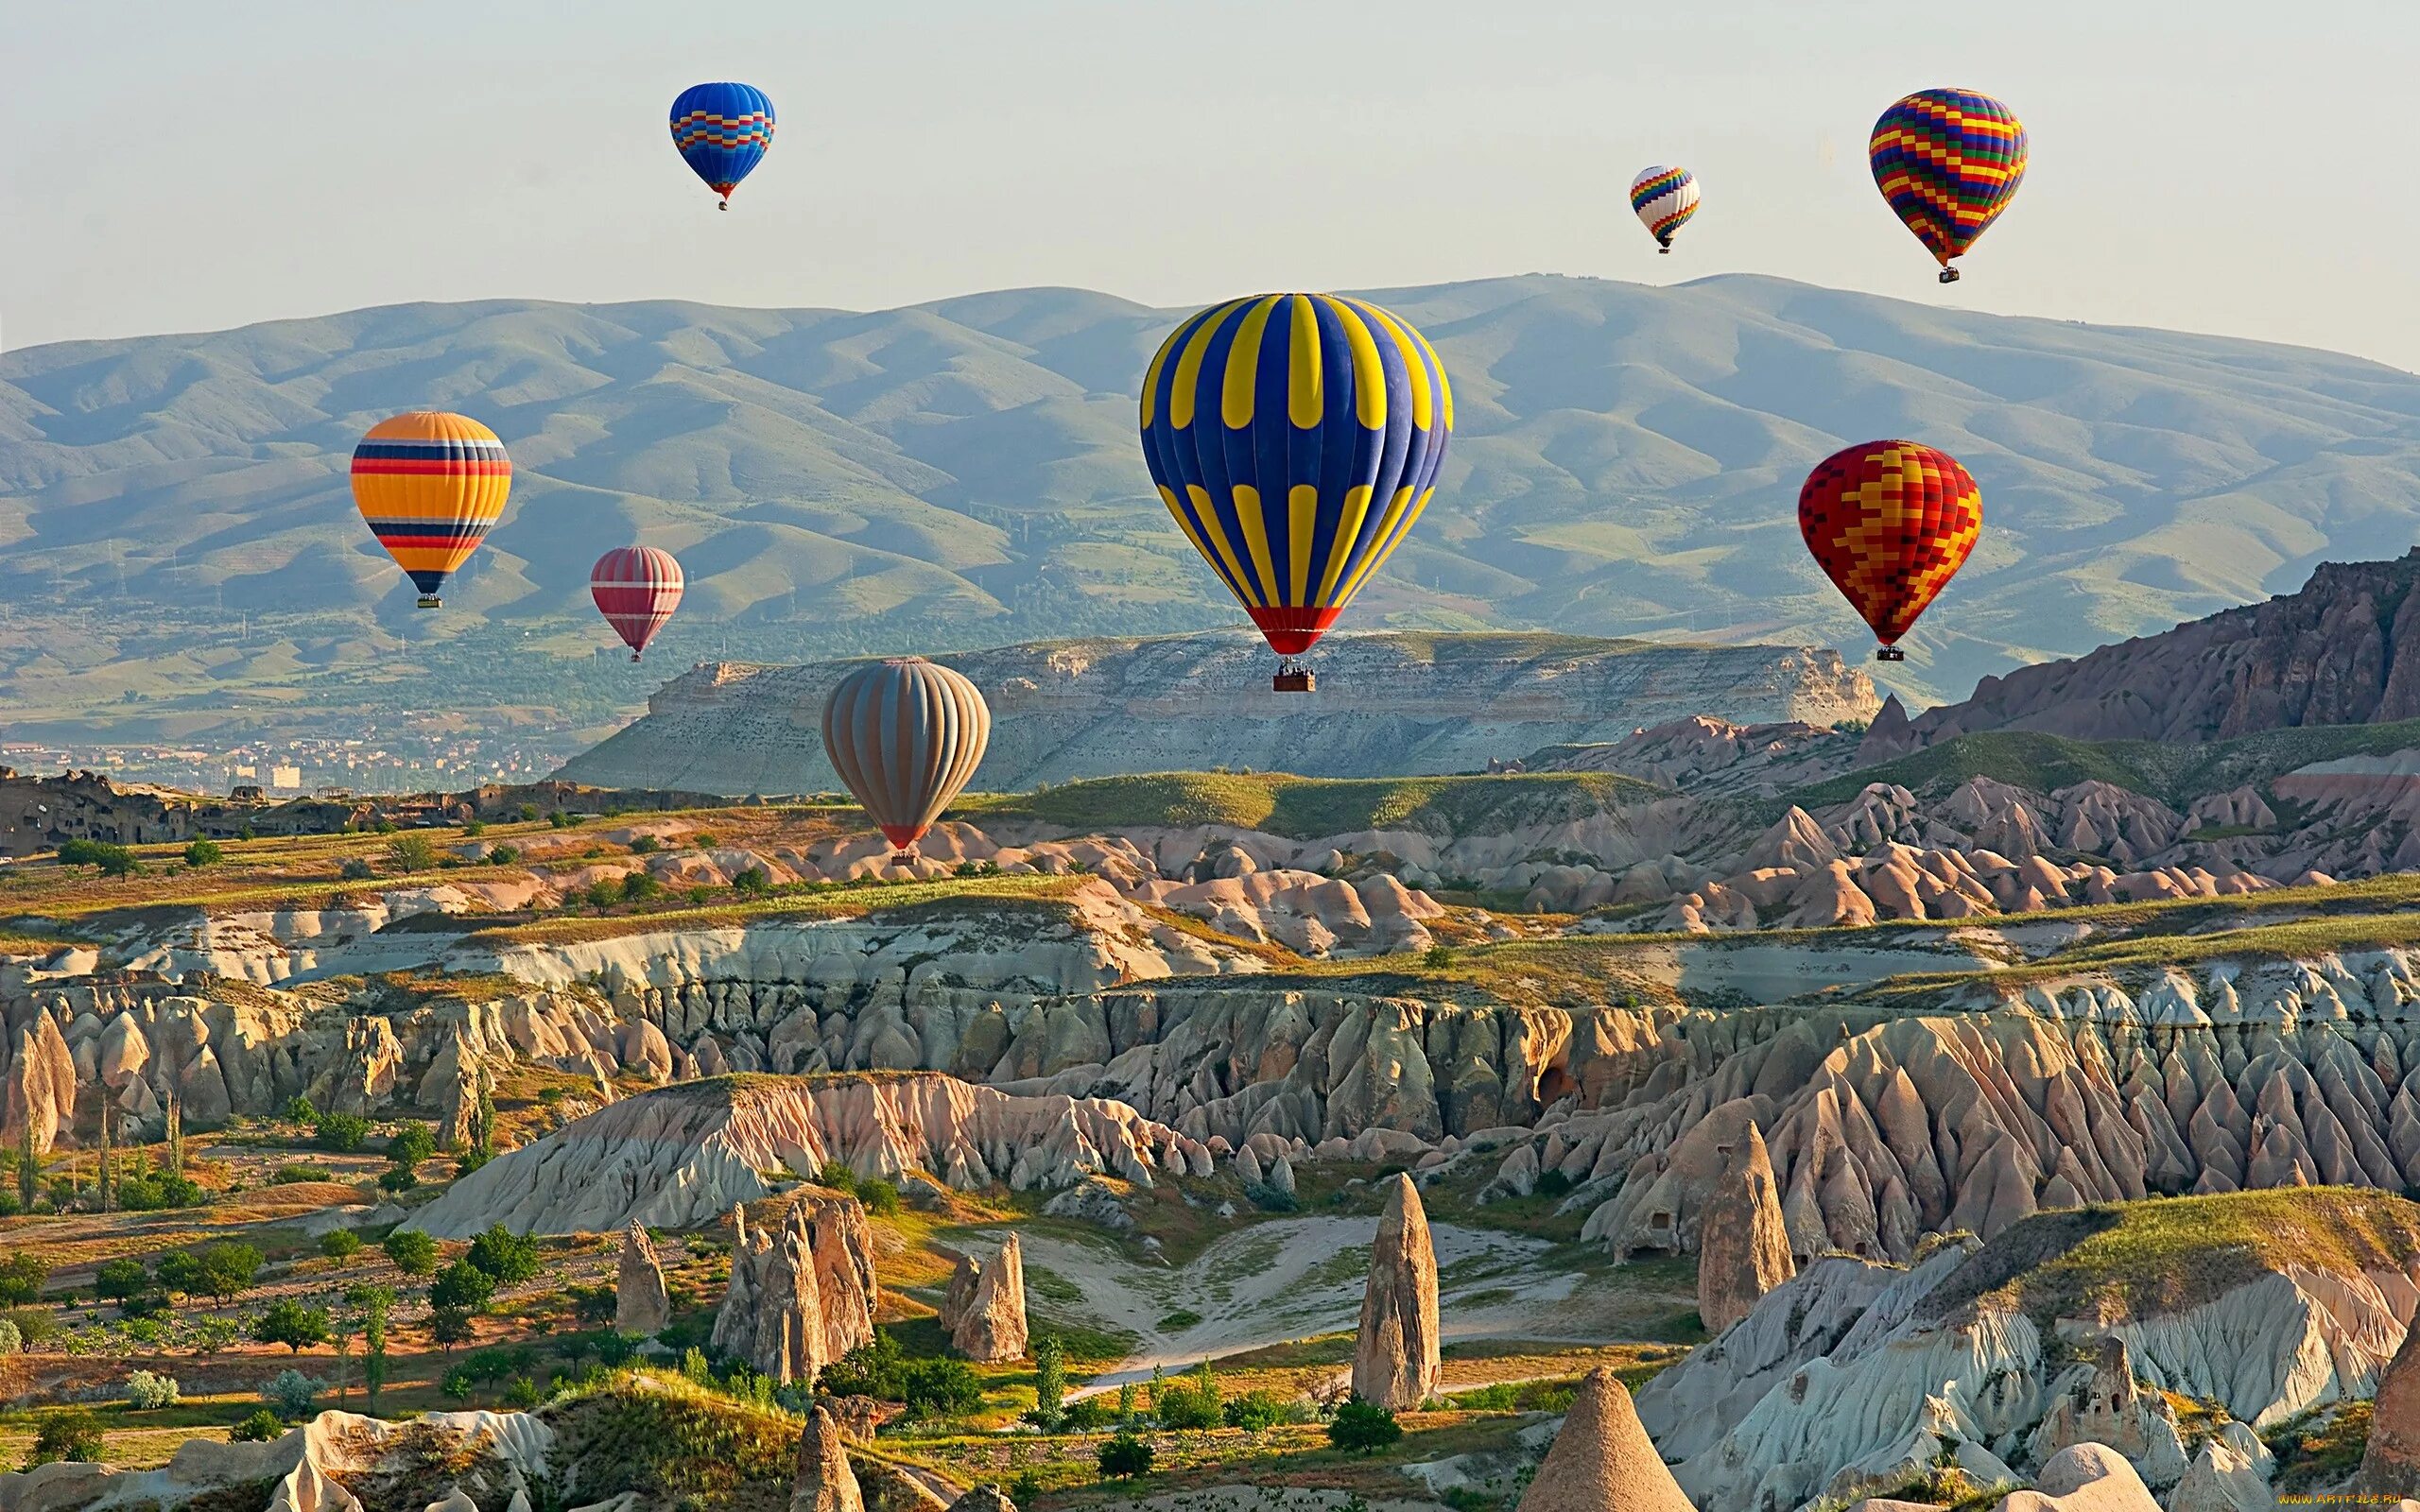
[1008,1215,1640,1392]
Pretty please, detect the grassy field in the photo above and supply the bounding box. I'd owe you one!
[967,770,1668,839]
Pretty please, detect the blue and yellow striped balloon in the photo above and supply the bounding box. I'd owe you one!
[1138,294,1452,657]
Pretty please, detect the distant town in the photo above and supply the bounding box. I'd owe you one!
[0,726,588,798]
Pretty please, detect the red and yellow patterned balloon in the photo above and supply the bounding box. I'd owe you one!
[1798,440,1980,659]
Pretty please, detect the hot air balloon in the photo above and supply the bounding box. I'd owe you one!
[1869,88,2027,284]
[1798,440,1980,662]
[821,658,992,856]
[1629,166,1700,253]
[590,546,684,662]
[669,82,774,209]
[350,412,511,609]
[1138,293,1453,693]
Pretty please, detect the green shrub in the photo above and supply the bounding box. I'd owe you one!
[1223,1390,1288,1430]
[0,1319,21,1355]
[313,1113,371,1153]
[1156,1309,1202,1332]
[385,834,437,871]
[465,1226,541,1285]
[56,840,137,877]
[733,867,771,896]
[0,1251,48,1305]
[503,1375,545,1408]
[430,1262,495,1313]
[1061,1398,1112,1431]
[902,1358,982,1418]
[485,844,520,866]
[629,835,661,854]
[1158,1382,1220,1430]
[386,1124,438,1166]
[125,1369,180,1410]
[382,1228,438,1277]
[816,1160,857,1194]
[320,1230,362,1261]
[377,1166,419,1194]
[182,839,224,868]
[229,1408,285,1442]
[620,871,661,904]
[338,858,375,881]
[442,1367,475,1400]
[95,1257,149,1303]
[25,1407,104,1467]
[271,1162,335,1184]
[858,1178,901,1216]
[263,1368,319,1420]
[818,1332,906,1399]
[1097,1433,1153,1479]
[1327,1395,1402,1454]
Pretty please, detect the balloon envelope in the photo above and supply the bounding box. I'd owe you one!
[821,658,992,852]
[669,81,774,203]
[1629,165,1700,249]
[591,546,684,660]
[1798,440,1980,650]
[1138,293,1453,657]
[1869,89,2027,274]
[350,412,511,608]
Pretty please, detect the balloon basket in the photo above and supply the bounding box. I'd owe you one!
[630,652,644,663]
[1273,660,1315,694]
[717,200,730,213]
[1657,245,1671,255]
[1876,646,1907,662]
[1938,267,1961,284]
[416,594,442,610]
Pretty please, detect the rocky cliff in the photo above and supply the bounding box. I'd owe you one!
[554,631,1880,796]
[1874,551,2420,751]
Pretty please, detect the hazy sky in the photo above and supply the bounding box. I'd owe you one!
[5,0,2414,370]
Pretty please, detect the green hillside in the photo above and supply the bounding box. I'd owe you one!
[967,769,1669,838]
[9,273,2420,746]
[1793,716,2420,810]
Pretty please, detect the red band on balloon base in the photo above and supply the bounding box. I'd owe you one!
[1248,606,1343,657]
[879,824,926,852]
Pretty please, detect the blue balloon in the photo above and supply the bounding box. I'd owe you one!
[669,82,775,207]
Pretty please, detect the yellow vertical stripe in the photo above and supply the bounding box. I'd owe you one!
[1328,298,1387,431]
[1171,298,1251,431]
[1287,484,1318,603]
[1186,484,1263,609]
[1139,319,1188,429]
[1314,485,1374,606]
[1407,320,1454,431]
[1288,296,1323,430]
[1233,485,1279,603]
[1220,296,1282,430]
[1334,485,1419,604]
[1362,303,1431,431]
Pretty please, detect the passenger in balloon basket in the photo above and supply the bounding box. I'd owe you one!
[1273,658,1316,694]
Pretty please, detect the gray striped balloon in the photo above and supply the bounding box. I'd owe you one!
[821,658,992,853]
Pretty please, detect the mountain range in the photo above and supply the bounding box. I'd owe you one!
[6,273,2420,745]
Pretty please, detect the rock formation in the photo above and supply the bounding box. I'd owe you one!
[1513,1366,1693,1512]
[1998,1442,2161,1511]
[938,1235,1028,1364]
[1695,1122,1795,1333]
[790,1404,864,1512]
[714,1203,827,1385]
[2362,1316,2420,1497]
[2029,1338,2188,1487]
[1352,1174,1441,1410]
[614,1223,670,1336]
[943,1486,1016,1512]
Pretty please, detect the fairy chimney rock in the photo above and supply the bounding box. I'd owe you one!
[615,1222,671,1335]
[1696,1122,1798,1333]
[1352,1173,1442,1410]
[1515,1366,1695,1512]
[791,1404,865,1512]
[939,1233,1028,1363]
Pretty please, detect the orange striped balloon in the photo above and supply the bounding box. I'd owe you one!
[1798,439,1980,660]
[350,412,511,608]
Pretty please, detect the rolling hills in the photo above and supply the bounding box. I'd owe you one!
[7,272,2420,747]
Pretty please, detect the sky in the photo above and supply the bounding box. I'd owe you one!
[4,0,2415,371]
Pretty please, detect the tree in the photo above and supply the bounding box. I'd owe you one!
[427,1304,475,1352]
[164,1088,184,1178]
[191,1241,263,1304]
[125,1369,180,1409]
[182,838,224,868]
[620,871,661,904]
[25,1408,104,1468]
[1326,1395,1402,1455]
[484,844,520,867]
[95,1257,149,1305]
[733,866,771,896]
[430,1261,495,1314]
[283,1095,320,1127]
[350,1285,395,1411]
[382,1228,438,1278]
[263,1368,319,1420]
[15,1122,35,1211]
[464,1226,540,1285]
[1029,1336,1067,1431]
[229,1409,285,1443]
[1223,1390,1288,1431]
[386,1123,438,1167]
[57,840,137,877]
[582,879,620,912]
[901,1359,982,1419]
[95,1101,113,1213]
[313,1112,371,1153]
[252,1297,332,1354]
[384,833,437,872]
[0,1251,48,1305]
[1159,1363,1221,1430]
[1096,1434,1153,1480]
[817,1332,907,1400]
[320,1230,362,1261]
[377,1165,419,1194]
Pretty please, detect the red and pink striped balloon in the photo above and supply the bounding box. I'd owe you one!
[590,546,685,662]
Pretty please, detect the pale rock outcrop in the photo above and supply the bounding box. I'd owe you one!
[614,1222,671,1336]
[1352,1173,1442,1410]
[1697,1122,1796,1333]
[938,1235,1028,1364]
[791,1405,864,1512]
[2030,1337,2190,1487]
[2000,1442,2162,1510]
[2166,1435,2277,1512]
[1513,1366,1693,1512]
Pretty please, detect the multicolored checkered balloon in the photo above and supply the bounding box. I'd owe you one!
[1798,440,1981,655]
[1869,88,2027,283]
